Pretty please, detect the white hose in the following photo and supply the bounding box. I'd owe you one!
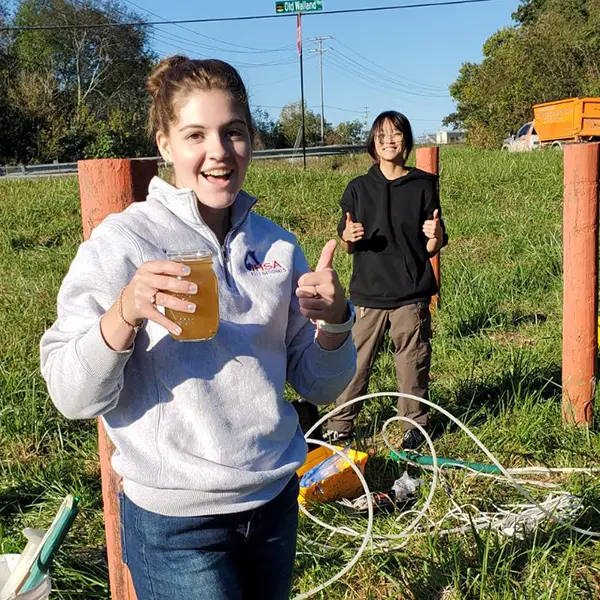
[292,439,373,600]
[293,391,600,599]
[305,392,600,538]
[506,466,600,474]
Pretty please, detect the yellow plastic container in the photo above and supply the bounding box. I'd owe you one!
[297,446,369,506]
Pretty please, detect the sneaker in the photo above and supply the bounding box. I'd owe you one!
[324,429,353,445]
[401,428,426,451]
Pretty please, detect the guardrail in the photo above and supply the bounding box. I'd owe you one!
[1,145,367,179]
[1,162,79,177]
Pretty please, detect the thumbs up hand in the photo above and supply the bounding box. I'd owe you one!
[296,239,347,324]
[422,208,442,241]
[342,212,365,243]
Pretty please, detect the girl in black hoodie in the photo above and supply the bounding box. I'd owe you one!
[327,111,448,450]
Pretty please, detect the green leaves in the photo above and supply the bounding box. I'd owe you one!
[447,0,600,148]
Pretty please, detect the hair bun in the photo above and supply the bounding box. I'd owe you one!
[145,55,189,97]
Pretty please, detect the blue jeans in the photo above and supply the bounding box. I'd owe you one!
[120,476,299,600]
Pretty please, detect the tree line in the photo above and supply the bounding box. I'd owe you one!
[0,0,364,165]
[445,0,600,148]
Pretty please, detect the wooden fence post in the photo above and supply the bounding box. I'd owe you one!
[562,143,598,425]
[78,158,157,599]
[416,146,441,309]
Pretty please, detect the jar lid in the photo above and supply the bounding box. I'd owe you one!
[166,249,212,261]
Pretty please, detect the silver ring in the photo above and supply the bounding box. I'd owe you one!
[313,286,319,298]
[150,291,158,305]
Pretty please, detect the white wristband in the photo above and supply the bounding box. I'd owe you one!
[317,301,356,334]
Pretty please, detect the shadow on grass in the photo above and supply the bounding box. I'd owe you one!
[10,232,66,251]
[0,484,48,526]
[53,546,109,600]
[353,359,570,446]
[436,362,562,427]
[0,472,103,527]
[451,309,548,339]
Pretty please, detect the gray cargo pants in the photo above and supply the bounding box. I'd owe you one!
[327,302,432,436]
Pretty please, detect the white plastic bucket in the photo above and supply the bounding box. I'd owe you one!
[0,555,51,600]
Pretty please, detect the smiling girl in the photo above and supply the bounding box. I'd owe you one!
[326,111,447,450]
[40,56,356,600]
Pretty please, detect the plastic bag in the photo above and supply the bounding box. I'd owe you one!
[392,471,422,501]
[297,445,369,505]
[300,444,351,488]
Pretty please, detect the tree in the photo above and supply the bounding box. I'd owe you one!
[3,0,156,163]
[445,0,600,148]
[325,120,364,146]
[252,107,284,149]
[512,0,548,26]
[278,101,327,148]
[0,0,19,163]
[15,0,154,115]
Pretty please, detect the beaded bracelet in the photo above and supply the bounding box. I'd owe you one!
[117,287,142,333]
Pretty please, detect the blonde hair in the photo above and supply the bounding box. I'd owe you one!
[145,55,254,138]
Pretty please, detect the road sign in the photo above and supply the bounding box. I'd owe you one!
[275,1,323,14]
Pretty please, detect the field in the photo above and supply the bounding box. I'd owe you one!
[1,148,599,599]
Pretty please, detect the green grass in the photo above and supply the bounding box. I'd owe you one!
[1,148,599,599]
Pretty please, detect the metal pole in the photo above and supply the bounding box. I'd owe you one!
[309,37,331,146]
[319,42,324,145]
[298,13,306,169]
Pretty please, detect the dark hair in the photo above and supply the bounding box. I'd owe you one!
[145,55,254,139]
[366,111,414,164]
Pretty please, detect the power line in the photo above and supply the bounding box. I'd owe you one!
[147,29,299,67]
[120,0,292,54]
[255,103,334,113]
[330,36,448,93]
[0,0,501,31]
[326,65,446,108]
[143,22,296,60]
[48,3,447,101]
[325,52,447,104]
[326,45,449,98]
[324,105,445,123]
[254,103,442,121]
[64,0,299,70]
[325,105,363,114]
[65,0,199,59]
[250,61,317,87]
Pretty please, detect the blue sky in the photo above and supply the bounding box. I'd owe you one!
[8,0,516,136]
[134,0,516,136]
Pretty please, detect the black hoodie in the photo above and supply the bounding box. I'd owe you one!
[337,165,448,309]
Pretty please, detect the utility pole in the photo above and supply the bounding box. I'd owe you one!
[309,36,331,146]
[297,13,306,169]
[363,106,370,141]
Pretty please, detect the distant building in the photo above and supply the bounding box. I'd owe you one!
[436,130,466,145]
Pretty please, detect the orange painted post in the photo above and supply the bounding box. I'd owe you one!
[562,143,598,426]
[78,158,157,600]
[79,159,156,240]
[416,146,441,308]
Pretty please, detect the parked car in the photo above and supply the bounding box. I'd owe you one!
[502,122,540,152]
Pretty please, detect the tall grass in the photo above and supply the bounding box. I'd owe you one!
[1,148,599,599]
